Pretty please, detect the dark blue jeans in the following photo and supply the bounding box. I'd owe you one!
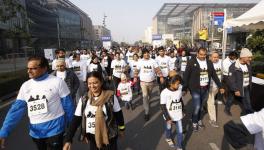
[241,87,253,114]
[225,90,235,111]
[191,88,209,123]
[225,86,253,114]
[165,120,183,149]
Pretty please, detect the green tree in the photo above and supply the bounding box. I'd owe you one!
[0,0,25,22]
[0,0,31,54]
[247,29,264,53]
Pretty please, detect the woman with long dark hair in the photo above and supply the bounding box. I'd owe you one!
[63,71,125,150]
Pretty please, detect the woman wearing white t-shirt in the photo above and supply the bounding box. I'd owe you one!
[63,71,125,150]
[160,74,184,150]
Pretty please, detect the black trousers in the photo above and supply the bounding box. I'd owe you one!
[157,76,168,92]
[112,76,121,91]
[87,134,118,150]
[32,132,64,150]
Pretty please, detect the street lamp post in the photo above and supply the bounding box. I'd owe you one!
[56,17,61,48]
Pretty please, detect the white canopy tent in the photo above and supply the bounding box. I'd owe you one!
[222,0,264,85]
[222,0,264,58]
[224,0,264,27]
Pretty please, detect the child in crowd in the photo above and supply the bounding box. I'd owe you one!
[160,72,184,150]
[117,73,134,110]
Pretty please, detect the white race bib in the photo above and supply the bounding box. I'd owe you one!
[169,102,182,112]
[168,101,183,121]
[243,72,249,87]
[85,104,108,134]
[200,70,209,86]
[86,117,96,134]
[28,99,48,116]
[85,105,97,134]
[181,62,187,71]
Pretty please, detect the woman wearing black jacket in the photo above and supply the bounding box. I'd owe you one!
[63,71,125,150]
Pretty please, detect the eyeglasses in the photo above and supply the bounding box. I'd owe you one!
[27,67,40,70]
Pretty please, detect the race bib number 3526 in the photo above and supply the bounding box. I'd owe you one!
[27,99,48,116]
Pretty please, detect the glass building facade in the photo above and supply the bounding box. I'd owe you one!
[0,0,95,57]
[153,3,257,48]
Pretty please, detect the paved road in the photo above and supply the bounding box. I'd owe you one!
[0,85,248,150]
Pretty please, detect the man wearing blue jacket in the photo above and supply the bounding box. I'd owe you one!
[0,56,74,150]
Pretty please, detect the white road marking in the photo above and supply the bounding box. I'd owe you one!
[209,143,220,150]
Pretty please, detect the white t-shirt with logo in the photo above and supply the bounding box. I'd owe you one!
[240,63,249,87]
[111,59,127,78]
[117,82,133,101]
[181,56,188,72]
[137,59,159,82]
[72,60,87,81]
[211,60,222,88]
[126,51,134,64]
[56,71,66,80]
[81,54,91,65]
[102,56,109,68]
[197,58,209,86]
[156,55,170,77]
[129,60,139,78]
[87,63,104,73]
[160,86,183,121]
[17,75,70,124]
[80,54,91,61]
[169,57,177,71]
[74,95,121,134]
[223,57,235,76]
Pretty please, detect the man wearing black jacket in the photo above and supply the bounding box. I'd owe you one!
[225,48,254,115]
[182,47,224,131]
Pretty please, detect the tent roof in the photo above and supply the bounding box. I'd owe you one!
[225,0,264,27]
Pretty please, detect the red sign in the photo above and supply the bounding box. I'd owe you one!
[211,12,224,16]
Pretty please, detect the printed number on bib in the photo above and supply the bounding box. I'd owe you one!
[200,70,209,86]
[169,102,182,111]
[86,118,96,134]
[28,99,48,116]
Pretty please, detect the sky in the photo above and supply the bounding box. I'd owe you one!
[69,0,260,44]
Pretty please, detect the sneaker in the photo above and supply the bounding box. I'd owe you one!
[192,123,198,132]
[144,114,150,121]
[198,120,205,129]
[209,120,219,128]
[165,139,175,148]
[224,109,232,116]
[176,148,183,150]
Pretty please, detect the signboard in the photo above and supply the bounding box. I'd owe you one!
[214,16,224,26]
[152,34,162,41]
[103,41,111,50]
[211,12,224,16]
[212,12,225,26]
[44,48,56,61]
[101,36,111,41]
